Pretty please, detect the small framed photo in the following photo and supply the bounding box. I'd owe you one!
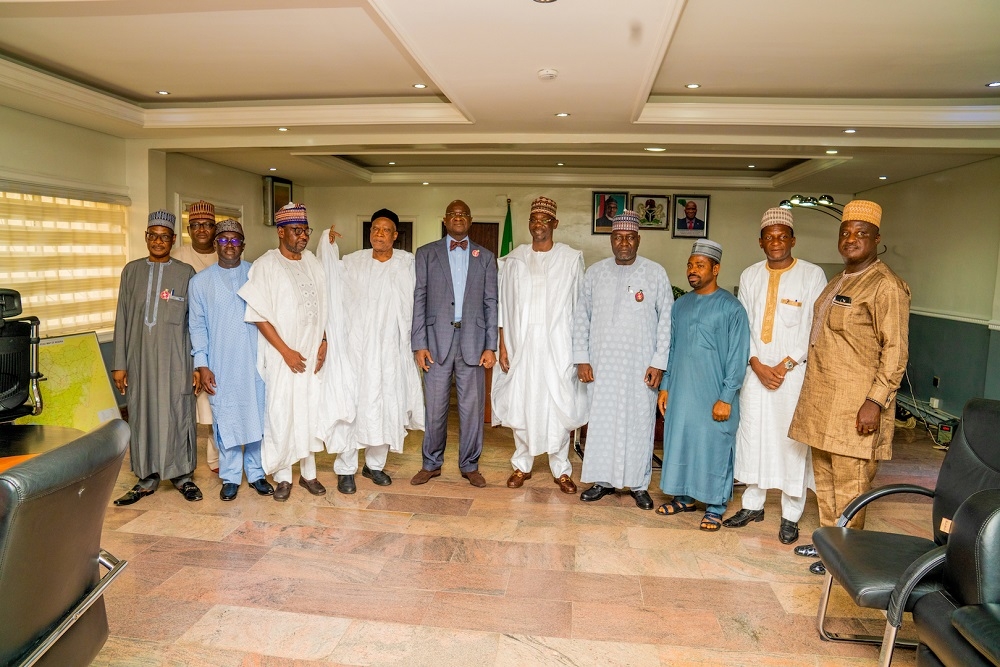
[630,194,670,230]
[672,195,710,238]
[592,191,628,234]
[263,176,293,226]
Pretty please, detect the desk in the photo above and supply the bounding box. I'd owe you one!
[0,424,85,473]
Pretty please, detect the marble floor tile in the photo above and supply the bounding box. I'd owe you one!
[328,620,500,666]
[639,576,784,613]
[768,581,887,619]
[373,559,510,595]
[423,591,573,637]
[570,601,720,645]
[365,492,473,516]
[103,506,146,530]
[103,591,214,643]
[93,635,246,667]
[495,634,661,667]
[574,544,703,578]
[626,525,746,553]
[100,530,162,560]
[506,568,643,605]
[117,509,245,541]
[250,546,389,586]
[311,506,413,533]
[133,535,270,571]
[177,604,351,661]
[402,513,519,541]
[450,536,577,570]
[346,531,463,562]
[281,581,436,626]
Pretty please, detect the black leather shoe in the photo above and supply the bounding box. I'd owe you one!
[630,489,654,510]
[779,519,800,544]
[249,478,274,496]
[809,560,827,575]
[180,481,203,502]
[338,474,357,495]
[220,483,239,501]
[722,508,765,528]
[580,484,615,502]
[362,465,392,486]
[113,484,154,506]
[794,544,818,558]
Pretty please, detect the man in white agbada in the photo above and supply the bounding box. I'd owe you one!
[572,210,673,510]
[493,196,588,494]
[174,199,221,474]
[723,207,827,543]
[238,203,329,501]
[317,208,424,495]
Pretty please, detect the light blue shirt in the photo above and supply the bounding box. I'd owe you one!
[447,236,470,321]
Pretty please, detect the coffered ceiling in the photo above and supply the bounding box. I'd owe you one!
[1,0,998,193]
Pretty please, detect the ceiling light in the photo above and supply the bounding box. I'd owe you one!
[537,68,558,80]
[533,0,557,3]
[269,167,277,171]
[556,162,564,166]
[278,127,288,132]
[413,83,427,89]
[843,128,857,134]
[644,147,666,152]
[826,149,839,155]
[156,90,170,95]
[554,112,570,117]
[748,165,755,169]
[685,83,700,89]
[987,82,1000,87]
[388,161,396,165]
[422,182,429,185]
[879,176,888,180]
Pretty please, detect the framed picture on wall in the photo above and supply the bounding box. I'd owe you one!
[630,194,670,230]
[671,195,710,238]
[263,176,293,226]
[592,191,628,234]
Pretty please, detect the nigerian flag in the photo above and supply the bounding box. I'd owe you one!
[500,199,513,257]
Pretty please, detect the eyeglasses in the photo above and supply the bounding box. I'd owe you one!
[215,237,245,247]
[145,232,174,242]
[445,212,471,220]
[189,222,215,230]
[282,226,313,237]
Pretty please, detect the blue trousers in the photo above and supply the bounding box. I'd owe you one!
[674,494,727,516]
[217,431,265,485]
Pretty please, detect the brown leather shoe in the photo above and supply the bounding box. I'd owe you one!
[273,481,292,502]
[462,470,487,488]
[506,469,532,488]
[410,468,441,485]
[554,474,577,494]
[298,477,327,496]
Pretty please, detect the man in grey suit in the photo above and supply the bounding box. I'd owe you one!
[411,200,499,487]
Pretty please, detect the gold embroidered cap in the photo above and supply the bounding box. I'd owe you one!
[188,200,215,223]
[530,196,557,219]
[842,200,882,227]
[760,207,794,230]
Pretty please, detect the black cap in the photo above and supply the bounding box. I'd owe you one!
[370,208,399,226]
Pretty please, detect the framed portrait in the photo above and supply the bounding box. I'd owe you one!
[630,194,670,230]
[263,176,293,226]
[592,191,628,234]
[671,195,710,238]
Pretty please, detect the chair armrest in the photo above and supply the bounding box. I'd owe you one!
[836,483,935,527]
[885,545,947,628]
[953,604,1000,667]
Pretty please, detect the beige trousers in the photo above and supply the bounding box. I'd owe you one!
[811,447,879,529]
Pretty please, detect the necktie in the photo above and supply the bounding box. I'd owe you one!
[450,239,468,251]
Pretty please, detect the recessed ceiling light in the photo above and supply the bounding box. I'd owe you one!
[268,167,277,171]
[556,162,564,166]
[879,176,888,180]
[422,182,429,185]
[987,82,1000,87]
[685,83,700,89]
[843,128,857,134]
[413,83,427,89]
[278,127,288,132]
[826,149,839,154]
[644,147,666,152]
[388,161,396,165]
[554,112,570,117]
[748,164,755,169]
[533,0,557,3]
[156,90,170,95]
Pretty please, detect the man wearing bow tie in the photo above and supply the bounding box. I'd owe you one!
[411,200,499,487]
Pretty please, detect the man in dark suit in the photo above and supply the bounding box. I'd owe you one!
[676,200,706,231]
[411,200,499,487]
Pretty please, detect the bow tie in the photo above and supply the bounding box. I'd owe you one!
[450,239,468,251]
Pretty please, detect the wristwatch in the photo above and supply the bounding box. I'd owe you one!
[784,359,795,371]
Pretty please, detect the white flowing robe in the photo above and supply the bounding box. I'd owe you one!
[317,233,424,454]
[735,258,827,494]
[238,249,327,474]
[572,256,673,489]
[493,243,589,454]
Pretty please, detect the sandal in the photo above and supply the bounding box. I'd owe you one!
[656,498,698,515]
[700,512,723,532]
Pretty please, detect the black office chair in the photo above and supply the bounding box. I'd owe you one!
[0,288,43,423]
[812,398,1000,655]
[881,488,1000,666]
[0,419,130,666]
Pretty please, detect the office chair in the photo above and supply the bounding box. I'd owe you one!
[0,288,43,423]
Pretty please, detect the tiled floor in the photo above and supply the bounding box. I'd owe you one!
[93,418,942,666]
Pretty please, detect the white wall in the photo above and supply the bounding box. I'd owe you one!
[302,185,851,291]
[163,153,272,262]
[858,157,1000,320]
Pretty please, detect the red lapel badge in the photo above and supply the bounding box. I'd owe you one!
[635,290,644,302]
[472,249,480,258]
